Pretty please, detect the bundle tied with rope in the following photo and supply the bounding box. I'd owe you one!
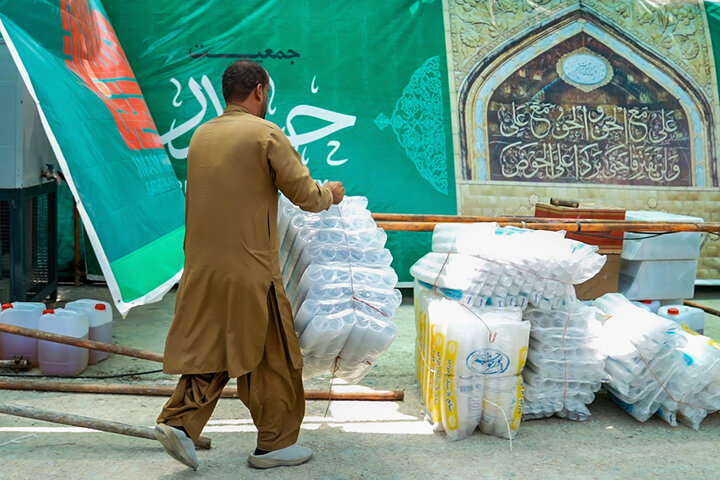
[278,195,400,383]
[593,293,720,429]
[411,222,611,439]
[521,302,607,421]
[411,232,533,442]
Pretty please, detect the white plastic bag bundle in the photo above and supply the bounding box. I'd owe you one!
[290,263,397,313]
[411,221,609,436]
[673,329,720,429]
[420,297,529,440]
[280,195,376,276]
[593,293,689,424]
[432,223,606,284]
[278,195,399,383]
[410,222,606,312]
[410,251,574,311]
[522,301,606,421]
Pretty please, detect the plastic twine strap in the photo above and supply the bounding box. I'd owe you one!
[326,203,353,417]
[431,245,497,343]
[353,297,390,318]
[458,302,497,343]
[561,307,572,407]
[323,357,341,418]
[628,339,705,411]
[483,398,513,452]
[432,250,453,295]
[336,205,389,317]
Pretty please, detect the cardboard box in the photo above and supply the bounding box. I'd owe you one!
[535,203,626,254]
[575,253,620,300]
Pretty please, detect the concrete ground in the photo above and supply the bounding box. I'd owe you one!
[0,285,719,480]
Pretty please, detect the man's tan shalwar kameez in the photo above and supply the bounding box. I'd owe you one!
[157,105,332,450]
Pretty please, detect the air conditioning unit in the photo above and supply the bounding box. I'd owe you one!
[1,37,58,303]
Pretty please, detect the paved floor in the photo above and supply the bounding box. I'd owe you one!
[0,285,718,479]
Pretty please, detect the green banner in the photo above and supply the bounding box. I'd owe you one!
[0,0,186,314]
[103,0,457,281]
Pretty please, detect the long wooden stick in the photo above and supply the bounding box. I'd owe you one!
[376,220,719,233]
[0,323,163,363]
[0,379,404,401]
[0,402,212,449]
[0,325,405,401]
[372,213,628,223]
[372,213,720,232]
[683,300,720,318]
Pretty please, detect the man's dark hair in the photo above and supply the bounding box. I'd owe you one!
[222,60,269,104]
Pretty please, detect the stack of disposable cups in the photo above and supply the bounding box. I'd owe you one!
[521,301,606,421]
[410,223,606,312]
[415,292,529,441]
[411,222,609,438]
[278,195,400,383]
[673,329,720,429]
[592,293,688,424]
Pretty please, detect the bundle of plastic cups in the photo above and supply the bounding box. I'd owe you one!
[278,195,400,383]
[522,301,606,421]
[410,223,606,312]
[593,293,690,425]
[669,328,720,428]
[414,290,530,441]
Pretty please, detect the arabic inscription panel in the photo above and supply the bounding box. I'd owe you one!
[482,32,693,186]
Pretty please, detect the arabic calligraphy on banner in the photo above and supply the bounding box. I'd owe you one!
[158,74,357,189]
[188,45,300,62]
[489,101,692,186]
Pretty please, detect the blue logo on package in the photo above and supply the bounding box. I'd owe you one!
[682,352,694,366]
[418,280,464,301]
[466,349,510,375]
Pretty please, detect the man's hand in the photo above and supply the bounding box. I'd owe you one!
[325,181,345,205]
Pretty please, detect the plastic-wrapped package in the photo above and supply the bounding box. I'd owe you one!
[279,195,399,383]
[286,244,393,301]
[592,293,690,424]
[419,296,530,441]
[410,251,575,311]
[619,259,698,301]
[674,329,720,429]
[479,375,524,439]
[431,223,606,285]
[295,284,401,318]
[335,314,398,383]
[289,263,397,312]
[411,222,610,438]
[280,196,375,277]
[521,301,606,421]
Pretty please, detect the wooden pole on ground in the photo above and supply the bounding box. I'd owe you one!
[0,379,404,401]
[0,323,163,363]
[0,402,212,449]
[0,324,405,401]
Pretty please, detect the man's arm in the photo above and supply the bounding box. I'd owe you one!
[266,127,343,211]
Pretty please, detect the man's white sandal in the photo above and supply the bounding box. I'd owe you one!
[154,423,199,470]
[248,444,313,469]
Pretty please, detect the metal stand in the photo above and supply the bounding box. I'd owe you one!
[0,182,57,303]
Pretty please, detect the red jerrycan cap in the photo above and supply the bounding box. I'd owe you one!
[1,303,13,310]
[43,309,55,314]
[95,304,107,311]
[640,300,653,304]
[667,307,680,315]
